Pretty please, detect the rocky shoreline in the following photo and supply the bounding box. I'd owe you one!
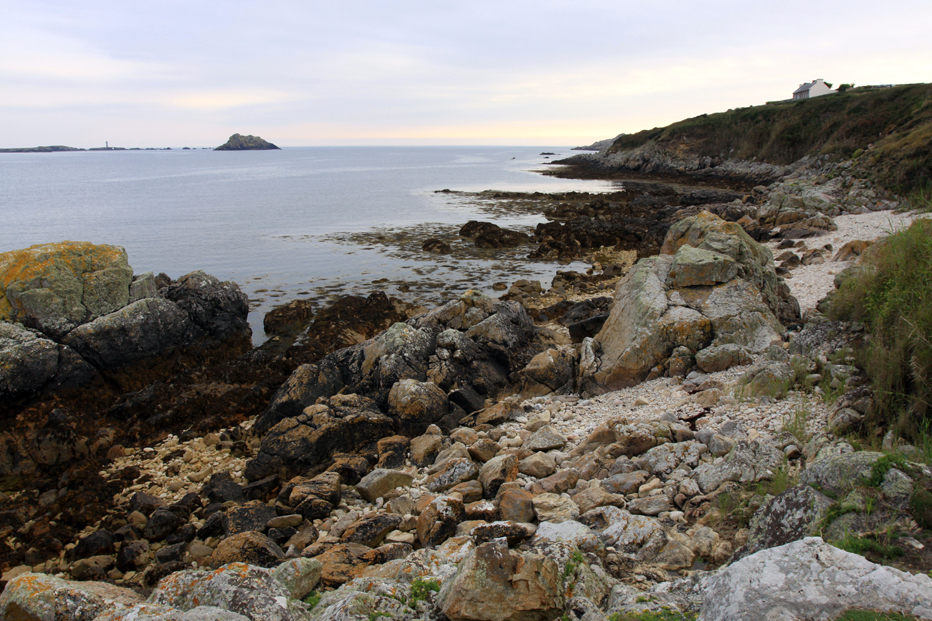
[2,152,932,621]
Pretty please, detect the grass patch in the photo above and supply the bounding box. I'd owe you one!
[609,609,698,621]
[831,532,905,560]
[866,454,910,487]
[836,611,923,621]
[783,406,812,443]
[409,577,441,605]
[303,591,321,609]
[829,219,932,444]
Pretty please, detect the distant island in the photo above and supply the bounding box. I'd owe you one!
[214,133,281,151]
[0,145,175,153]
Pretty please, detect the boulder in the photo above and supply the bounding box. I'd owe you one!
[386,378,449,436]
[799,451,884,498]
[0,572,144,621]
[700,537,932,621]
[438,540,562,621]
[150,562,310,621]
[0,241,133,339]
[666,244,737,288]
[734,484,835,560]
[0,322,95,399]
[246,394,394,480]
[210,532,284,568]
[417,495,465,548]
[355,468,414,503]
[478,453,519,498]
[693,440,785,493]
[517,346,578,397]
[160,271,250,343]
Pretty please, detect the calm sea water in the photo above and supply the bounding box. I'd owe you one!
[0,146,618,342]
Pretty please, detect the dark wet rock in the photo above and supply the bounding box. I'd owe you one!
[116,539,150,572]
[143,508,186,542]
[340,513,403,547]
[459,221,530,248]
[326,453,371,485]
[68,529,115,562]
[0,322,96,399]
[242,474,279,501]
[246,394,394,481]
[376,434,410,469]
[201,472,245,504]
[386,379,449,437]
[422,238,452,254]
[154,542,187,565]
[222,501,278,536]
[263,299,314,337]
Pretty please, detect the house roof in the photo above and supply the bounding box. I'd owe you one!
[794,81,817,95]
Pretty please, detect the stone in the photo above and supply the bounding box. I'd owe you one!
[799,451,883,498]
[341,513,403,547]
[201,472,245,504]
[468,438,502,463]
[640,440,708,477]
[0,322,94,399]
[325,454,370,486]
[693,440,785,493]
[210,532,284,568]
[517,346,578,397]
[222,502,277,536]
[387,378,450,436]
[0,572,144,621]
[269,557,322,601]
[144,508,186,542]
[426,457,480,493]
[537,469,580,495]
[734,484,835,560]
[410,433,443,467]
[700,537,932,621]
[439,541,562,621]
[376,434,409,469]
[116,540,150,573]
[355,468,414,502]
[519,452,556,479]
[69,529,115,561]
[498,488,536,523]
[149,562,313,621]
[417,495,465,548]
[470,521,538,546]
[479,453,519,498]
[530,520,602,554]
[523,425,567,452]
[0,241,133,339]
[695,343,753,373]
[532,493,580,523]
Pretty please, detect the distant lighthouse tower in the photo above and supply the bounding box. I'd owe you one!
[106,141,109,149]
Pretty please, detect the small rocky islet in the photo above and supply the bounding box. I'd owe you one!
[2,132,932,620]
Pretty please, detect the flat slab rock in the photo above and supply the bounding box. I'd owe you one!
[700,537,932,621]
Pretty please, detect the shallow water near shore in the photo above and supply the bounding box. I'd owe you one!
[0,146,620,343]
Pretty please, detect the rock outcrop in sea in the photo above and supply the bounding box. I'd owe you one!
[214,134,281,151]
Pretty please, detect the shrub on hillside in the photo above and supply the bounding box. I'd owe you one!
[830,219,932,438]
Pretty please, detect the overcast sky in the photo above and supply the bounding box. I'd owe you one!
[2,1,930,148]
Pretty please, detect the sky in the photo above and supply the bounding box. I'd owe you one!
[1,1,931,148]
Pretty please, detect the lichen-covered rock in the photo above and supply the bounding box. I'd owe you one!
[478,453,518,498]
[666,245,737,288]
[695,343,752,373]
[517,346,578,398]
[0,241,133,339]
[270,558,322,601]
[700,537,932,621]
[438,540,563,621]
[417,495,465,548]
[0,572,144,620]
[733,484,835,560]
[693,440,785,493]
[799,451,884,498]
[150,562,311,621]
[210,532,284,568]
[531,493,580,523]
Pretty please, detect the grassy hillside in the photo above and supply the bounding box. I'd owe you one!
[608,84,932,194]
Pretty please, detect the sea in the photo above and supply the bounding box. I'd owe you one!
[0,146,620,343]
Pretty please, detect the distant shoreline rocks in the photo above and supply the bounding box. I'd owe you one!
[214,133,281,151]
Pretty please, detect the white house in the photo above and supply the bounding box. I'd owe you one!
[793,79,836,100]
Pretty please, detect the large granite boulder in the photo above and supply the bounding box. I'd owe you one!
[438,540,563,621]
[0,241,133,339]
[0,572,144,621]
[700,537,932,621]
[581,212,790,393]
